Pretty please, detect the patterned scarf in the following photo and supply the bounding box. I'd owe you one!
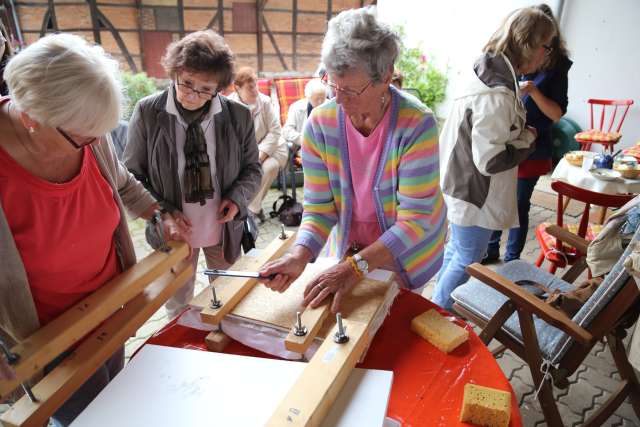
[174,87,214,205]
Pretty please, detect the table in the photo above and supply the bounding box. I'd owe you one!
[552,158,640,195]
[142,290,523,426]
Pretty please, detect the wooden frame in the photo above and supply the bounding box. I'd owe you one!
[284,303,330,353]
[192,232,296,326]
[0,241,189,401]
[453,228,640,426]
[0,242,191,426]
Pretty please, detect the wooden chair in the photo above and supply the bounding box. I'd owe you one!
[451,225,640,427]
[273,76,313,126]
[535,180,634,273]
[575,99,634,152]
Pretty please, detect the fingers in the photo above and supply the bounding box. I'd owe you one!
[302,281,324,306]
[331,289,344,314]
[309,286,333,309]
[303,276,322,298]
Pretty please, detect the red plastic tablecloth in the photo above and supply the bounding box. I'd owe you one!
[143,290,522,427]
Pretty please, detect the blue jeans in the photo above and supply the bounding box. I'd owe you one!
[488,177,539,262]
[433,224,494,311]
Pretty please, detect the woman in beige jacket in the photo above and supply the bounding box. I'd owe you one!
[229,67,288,221]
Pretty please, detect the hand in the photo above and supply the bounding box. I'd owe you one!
[302,261,360,314]
[259,151,268,164]
[526,125,538,139]
[0,355,16,380]
[217,199,239,223]
[162,211,191,241]
[518,80,538,96]
[258,253,308,293]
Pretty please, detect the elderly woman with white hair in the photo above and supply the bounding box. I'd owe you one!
[259,7,446,313]
[281,78,327,148]
[0,34,183,425]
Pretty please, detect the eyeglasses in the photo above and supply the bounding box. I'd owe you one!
[176,78,217,99]
[321,74,373,98]
[57,128,98,149]
[542,44,553,54]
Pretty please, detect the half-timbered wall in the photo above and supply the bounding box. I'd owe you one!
[8,0,376,77]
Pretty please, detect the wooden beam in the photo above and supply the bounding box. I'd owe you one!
[292,0,297,70]
[135,0,144,63]
[87,0,101,44]
[47,0,58,31]
[0,241,189,400]
[217,0,224,35]
[97,10,138,72]
[267,320,369,427]
[206,10,220,30]
[177,0,185,38]
[195,233,296,326]
[261,14,288,70]
[326,0,332,22]
[284,303,329,353]
[1,263,194,427]
[256,0,264,72]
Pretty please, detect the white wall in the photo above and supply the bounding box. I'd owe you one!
[378,0,639,148]
[561,0,640,149]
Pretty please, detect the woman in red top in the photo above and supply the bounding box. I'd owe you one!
[0,34,185,426]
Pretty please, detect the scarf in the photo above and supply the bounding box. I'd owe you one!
[174,87,214,205]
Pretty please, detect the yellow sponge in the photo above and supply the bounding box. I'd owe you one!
[460,383,511,427]
[410,309,469,353]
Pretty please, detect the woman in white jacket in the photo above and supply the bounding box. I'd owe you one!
[229,67,287,221]
[434,7,556,310]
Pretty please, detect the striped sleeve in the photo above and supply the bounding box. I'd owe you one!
[294,113,339,257]
[379,113,446,257]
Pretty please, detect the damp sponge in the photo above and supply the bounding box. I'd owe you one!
[410,309,469,353]
[460,383,511,427]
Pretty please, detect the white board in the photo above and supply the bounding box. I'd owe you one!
[72,345,393,427]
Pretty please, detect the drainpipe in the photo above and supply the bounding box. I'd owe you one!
[557,0,566,27]
[8,0,24,46]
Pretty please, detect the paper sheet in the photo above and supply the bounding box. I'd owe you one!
[72,345,393,427]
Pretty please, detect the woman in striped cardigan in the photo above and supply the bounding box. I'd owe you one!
[259,7,446,313]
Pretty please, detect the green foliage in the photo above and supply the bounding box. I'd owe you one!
[395,28,448,112]
[121,71,159,120]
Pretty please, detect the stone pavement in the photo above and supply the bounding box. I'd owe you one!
[2,180,638,426]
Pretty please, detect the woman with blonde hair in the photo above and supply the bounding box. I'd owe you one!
[0,33,182,425]
[124,30,262,318]
[435,7,556,310]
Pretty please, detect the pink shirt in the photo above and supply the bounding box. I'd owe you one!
[346,105,392,250]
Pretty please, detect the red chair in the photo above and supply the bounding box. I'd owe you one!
[257,78,272,97]
[535,180,634,274]
[575,99,634,152]
[273,76,313,126]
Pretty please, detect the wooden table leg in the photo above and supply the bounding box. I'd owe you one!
[598,206,608,225]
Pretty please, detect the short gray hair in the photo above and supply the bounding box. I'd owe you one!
[304,78,326,98]
[321,7,400,83]
[4,33,123,136]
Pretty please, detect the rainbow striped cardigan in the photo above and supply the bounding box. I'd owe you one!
[295,86,446,289]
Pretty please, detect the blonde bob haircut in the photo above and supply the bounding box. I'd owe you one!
[484,7,556,71]
[4,33,123,137]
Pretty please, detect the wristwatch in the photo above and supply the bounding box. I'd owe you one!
[352,253,369,276]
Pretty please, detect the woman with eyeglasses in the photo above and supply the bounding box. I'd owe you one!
[258,7,446,314]
[228,66,286,223]
[434,7,556,311]
[124,30,262,318]
[0,33,185,425]
[484,3,573,264]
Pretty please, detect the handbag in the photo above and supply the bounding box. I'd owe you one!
[270,195,303,227]
[241,214,259,253]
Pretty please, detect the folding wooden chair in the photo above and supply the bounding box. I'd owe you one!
[452,225,640,426]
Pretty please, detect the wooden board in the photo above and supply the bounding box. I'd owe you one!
[0,262,194,427]
[0,241,190,401]
[266,320,370,427]
[192,232,296,326]
[229,264,397,354]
